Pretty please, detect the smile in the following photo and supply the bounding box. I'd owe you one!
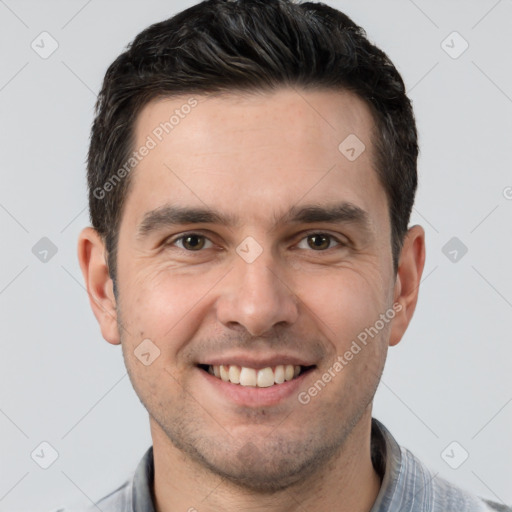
[198,364,315,387]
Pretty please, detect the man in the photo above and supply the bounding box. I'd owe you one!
[68,0,509,510]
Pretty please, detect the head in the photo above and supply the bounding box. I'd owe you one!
[79,0,425,494]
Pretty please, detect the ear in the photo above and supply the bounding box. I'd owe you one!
[388,225,426,347]
[77,227,120,345]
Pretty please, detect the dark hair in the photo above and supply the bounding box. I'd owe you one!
[87,0,418,290]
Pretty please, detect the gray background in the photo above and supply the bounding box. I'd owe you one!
[0,0,511,510]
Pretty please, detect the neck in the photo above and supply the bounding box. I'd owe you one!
[151,408,382,512]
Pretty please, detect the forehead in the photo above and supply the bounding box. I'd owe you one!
[134,87,376,160]
[124,87,387,233]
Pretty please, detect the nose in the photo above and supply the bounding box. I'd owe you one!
[215,248,300,337]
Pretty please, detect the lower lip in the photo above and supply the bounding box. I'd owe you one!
[197,366,314,407]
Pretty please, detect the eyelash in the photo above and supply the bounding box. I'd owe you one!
[165,231,346,253]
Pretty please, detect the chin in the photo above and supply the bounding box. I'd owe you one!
[201,457,315,494]
[186,434,339,494]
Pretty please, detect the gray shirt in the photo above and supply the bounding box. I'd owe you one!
[54,418,510,511]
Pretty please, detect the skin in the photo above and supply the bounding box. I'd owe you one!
[78,87,425,512]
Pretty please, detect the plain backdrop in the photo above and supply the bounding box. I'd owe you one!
[0,0,511,510]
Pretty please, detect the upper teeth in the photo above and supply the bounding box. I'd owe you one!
[208,364,301,387]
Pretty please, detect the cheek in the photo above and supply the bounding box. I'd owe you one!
[118,267,221,355]
[295,266,389,346]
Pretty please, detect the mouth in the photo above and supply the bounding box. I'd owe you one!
[198,363,316,388]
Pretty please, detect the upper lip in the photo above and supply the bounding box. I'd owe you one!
[197,353,318,369]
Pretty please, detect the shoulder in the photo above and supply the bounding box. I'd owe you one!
[370,419,512,512]
[49,445,154,512]
[401,446,512,512]
[46,480,131,512]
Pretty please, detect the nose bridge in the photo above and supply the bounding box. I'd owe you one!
[237,248,282,300]
[215,238,299,336]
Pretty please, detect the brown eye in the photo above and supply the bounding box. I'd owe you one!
[181,234,206,251]
[167,233,213,252]
[306,234,333,250]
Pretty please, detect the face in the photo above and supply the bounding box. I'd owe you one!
[80,87,422,492]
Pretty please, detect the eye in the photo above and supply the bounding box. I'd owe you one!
[296,232,345,251]
[165,231,345,253]
[167,233,214,251]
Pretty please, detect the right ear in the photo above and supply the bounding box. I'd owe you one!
[77,227,121,345]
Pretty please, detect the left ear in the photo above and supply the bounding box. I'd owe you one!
[389,225,426,347]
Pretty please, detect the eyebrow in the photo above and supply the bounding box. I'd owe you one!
[136,202,371,240]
